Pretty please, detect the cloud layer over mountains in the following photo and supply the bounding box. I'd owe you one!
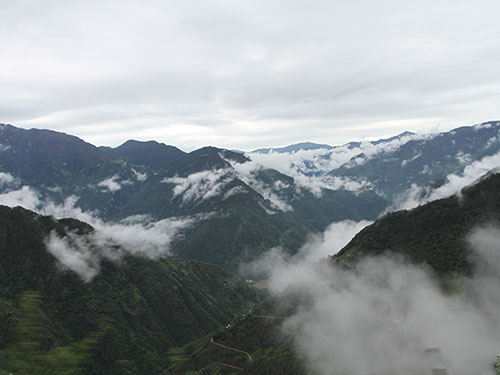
[0,183,199,281]
[253,222,500,375]
[392,151,500,211]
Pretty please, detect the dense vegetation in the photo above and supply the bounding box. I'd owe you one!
[334,172,500,277]
[1,123,500,373]
[177,172,500,374]
[168,299,306,375]
[0,206,264,374]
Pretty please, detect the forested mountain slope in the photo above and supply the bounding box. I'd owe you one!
[175,171,500,374]
[0,205,264,374]
[334,171,500,276]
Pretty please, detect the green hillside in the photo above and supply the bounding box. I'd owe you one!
[175,171,500,374]
[334,171,500,277]
[0,206,264,375]
[167,299,306,375]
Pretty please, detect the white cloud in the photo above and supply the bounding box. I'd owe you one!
[282,257,500,375]
[91,215,195,258]
[162,169,232,203]
[0,172,16,185]
[391,151,500,211]
[298,220,372,262]
[250,223,500,375]
[96,174,121,192]
[242,133,433,196]
[401,151,422,167]
[456,151,473,164]
[45,231,100,282]
[0,185,199,281]
[132,168,147,182]
[223,185,249,200]
[162,164,294,212]
[0,185,41,208]
[239,176,292,212]
[243,219,371,288]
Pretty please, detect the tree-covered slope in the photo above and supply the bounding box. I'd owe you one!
[0,205,264,375]
[174,171,500,374]
[167,299,306,375]
[334,171,500,276]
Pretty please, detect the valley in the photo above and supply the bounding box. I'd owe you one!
[1,121,500,374]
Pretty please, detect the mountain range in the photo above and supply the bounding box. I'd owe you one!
[1,120,500,374]
[1,121,499,270]
[170,170,500,374]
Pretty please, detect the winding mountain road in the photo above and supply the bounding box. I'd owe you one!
[210,337,253,362]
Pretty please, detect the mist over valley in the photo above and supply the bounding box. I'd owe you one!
[1,121,500,374]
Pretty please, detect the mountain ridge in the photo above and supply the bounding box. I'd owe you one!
[1,121,499,270]
[0,204,265,374]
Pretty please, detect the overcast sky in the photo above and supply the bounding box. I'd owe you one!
[1,0,500,151]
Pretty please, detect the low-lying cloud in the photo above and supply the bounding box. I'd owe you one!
[243,220,371,290]
[250,221,500,375]
[162,163,294,212]
[245,133,433,195]
[96,174,122,192]
[392,152,500,211]
[0,172,16,185]
[45,231,103,282]
[0,185,199,281]
[162,169,232,203]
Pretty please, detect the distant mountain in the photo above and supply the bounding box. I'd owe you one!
[248,121,500,200]
[250,132,416,154]
[0,124,113,186]
[1,121,499,270]
[0,205,264,374]
[330,122,500,198]
[163,146,248,177]
[116,147,386,269]
[252,141,332,154]
[99,139,185,169]
[0,123,388,270]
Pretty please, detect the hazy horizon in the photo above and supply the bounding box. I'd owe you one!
[2,1,500,151]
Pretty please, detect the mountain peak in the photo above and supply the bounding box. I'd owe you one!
[252,141,332,154]
[100,139,185,168]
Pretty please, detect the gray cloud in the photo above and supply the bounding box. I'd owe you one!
[391,153,500,211]
[243,219,371,287]
[1,0,500,150]
[0,185,198,281]
[96,174,122,192]
[0,172,17,186]
[162,169,233,203]
[162,165,294,211]
[244,132,434,195]
[45,231,102,282]
[251,222,500,375]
